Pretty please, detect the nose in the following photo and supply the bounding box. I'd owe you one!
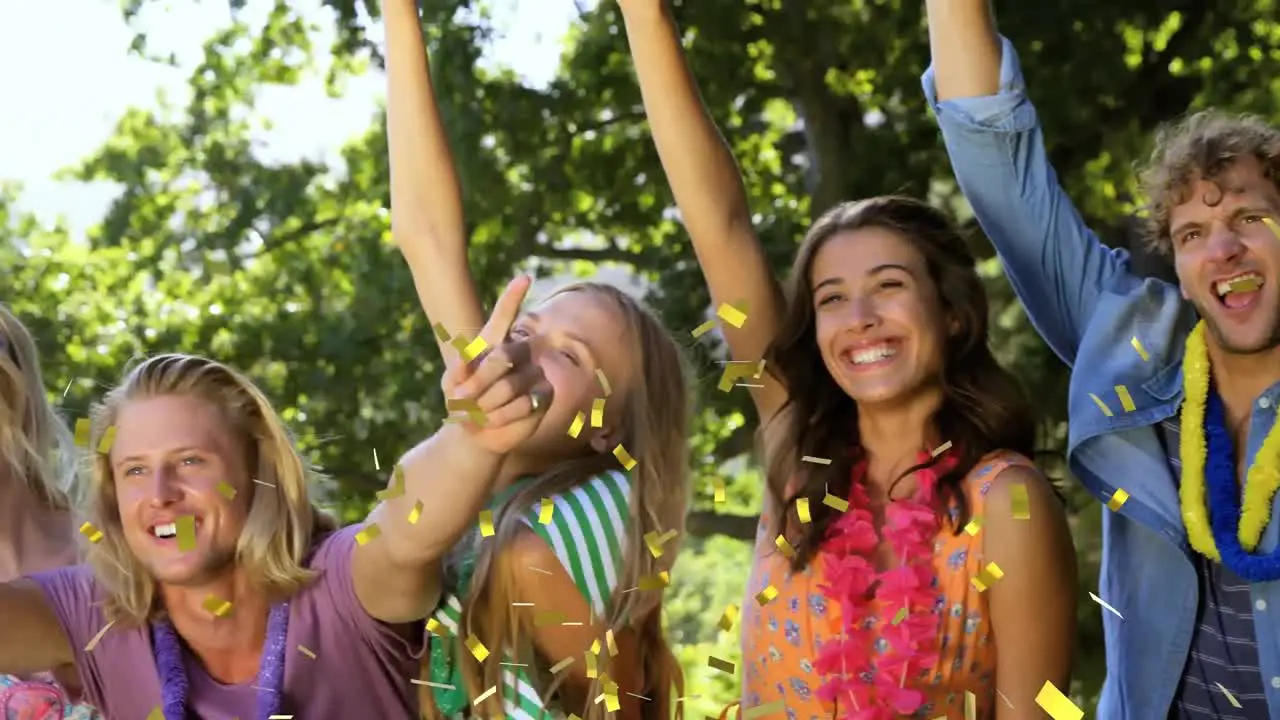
[844,296,881,332]
[1205,223,1246,263]
[143,464,185,505]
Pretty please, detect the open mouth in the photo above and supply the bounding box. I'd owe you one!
[148,516,200,542]
[841,340,900,370]
[1214,272,1265,311]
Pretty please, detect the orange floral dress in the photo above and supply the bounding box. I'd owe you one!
[738,451,1027,720]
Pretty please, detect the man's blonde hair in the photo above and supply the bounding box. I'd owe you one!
[83,353,328,626]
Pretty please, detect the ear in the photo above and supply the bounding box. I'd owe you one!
[588,428,617,455]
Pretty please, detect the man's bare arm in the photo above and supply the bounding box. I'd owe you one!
[0,580,75,674]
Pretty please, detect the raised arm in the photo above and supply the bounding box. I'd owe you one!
[619,0,786,422]
[384,0,484,368]
[0,580,75,675]
[922,0,1137,366]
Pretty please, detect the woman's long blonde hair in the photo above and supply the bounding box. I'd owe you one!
[423,283,691,720]
[83,353,330,626]
[0,304,77,510]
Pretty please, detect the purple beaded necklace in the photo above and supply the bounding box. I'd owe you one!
[151,601,290,720]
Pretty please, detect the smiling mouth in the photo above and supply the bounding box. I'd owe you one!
[1214,272,1266,310]
[842,341,900,369]
[149,517,200,540]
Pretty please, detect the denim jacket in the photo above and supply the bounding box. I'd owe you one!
[921,37,1280,718]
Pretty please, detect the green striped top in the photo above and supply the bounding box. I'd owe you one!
[430,470,632,720]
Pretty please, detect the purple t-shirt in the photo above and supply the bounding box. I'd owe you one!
[28,525,424,719]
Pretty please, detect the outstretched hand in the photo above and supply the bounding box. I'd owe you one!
[441,275,553,455]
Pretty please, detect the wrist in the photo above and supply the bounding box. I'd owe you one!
[440,422,506,460]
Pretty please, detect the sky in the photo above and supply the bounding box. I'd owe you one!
[0,0,583,236]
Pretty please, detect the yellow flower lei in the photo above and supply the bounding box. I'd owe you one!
[1179,320,1280,560]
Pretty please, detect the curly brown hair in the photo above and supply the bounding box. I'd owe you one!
[764,196,1037,571]
[1140,109,1280,254]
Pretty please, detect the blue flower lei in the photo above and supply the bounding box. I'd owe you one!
[1203,389,1280,582]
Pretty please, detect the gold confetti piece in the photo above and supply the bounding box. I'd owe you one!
[822,493,849,512]
[1089,591,1125,619]
[716,302,748,328]
[713,478,726,503]
[1131,335,1150,361]
[644,530,665,558]
[773,535,796,558]
[591,398,606,427]
[473,685,498,705]
[538,498,555,525]
[970,561,1005,592]
[568,411,586,438]
[146,707,164,720]
[638,571,670,590]
[534,610,566,627]
[997,689,1014,709]
[1035,680,1083,720]
[590,639,602,655]
[691,319,717,338]
[742,700,785,720]
[432,322,452,343]
[1215,682,1243,708]
[604,692,621,712]
[930,440,953,457]
[297,644,317,659]
[176,515,197,552]
[202,595,233,617]
[479,510,496,537]
[755,585,778,605]
[584,651,599,678]
[426,618,446,635]
[801,455,831,465]
[1264,216,1280,237]
[452,335,489,362]
[596,368,611,396]
[1010,483,1030,520]
[97,425,117,454]
[613,444,637,471]
[83,620,116,652]
[465,634,490,662]
[376,464,406,501]
[79,521,103,544]
[1107,488,1130,512]
[717,359,766,392]
[408,500,424,524]
[964,516,983,536]
[707,655,736,674]
[891,607,908,625]
[446,398,488,426]
[215,481,237,500]
[965,691,977,720]
[1115,385,1136,412]
[718,604,739,632]
[606,629,619,656]
[795,497,811,523]
[355,523,382,546]
[1089,393,1114,417]
[549,656,575,673]
[74,418,91,447]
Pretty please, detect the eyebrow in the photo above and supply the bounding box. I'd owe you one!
[115,446,212,466]
[1172,205,1276,239]
[519,312,600,358]
[813,263,914,291]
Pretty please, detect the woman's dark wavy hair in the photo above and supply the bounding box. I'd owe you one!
[764,196,1037,571]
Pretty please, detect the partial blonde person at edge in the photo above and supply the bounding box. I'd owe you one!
[619,1,1076,718]
[0,305,100,718]
[384,2,689,719]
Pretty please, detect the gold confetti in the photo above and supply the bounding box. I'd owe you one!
[743,700,785,720]
[146,707,164,720]
[639,571,670,590]
[176,516,197,552]
[773,535,795,558]
[596,368,611,396]
[891,607,907,625]
[297,644,317,659]
[707,655,736,674]
[549,656,575,673]
[964,516,983,536]
[534,610,566,627]
[822,493,849,512]
[473,685,498,705]
[584,651,599,678]
[691,319,717,338]
[1115,385,1136,412]
[970,562,1005,592]
[1264,216,1280,237]
[591,398,606,427]
[568,411,586,438]
[97,425,117,454]
[202,595,233,617]
[83,620,116,652]
[930,440,953,457]
[716,302,748,328]
[355,523,382,546]
[1131,335,1150,361]
[796,497,811,523]
[606,629,619,656]
[425,618,445,635]
[408,500,424,524]
[718,604,739,632]
[376,464,406,501]
[1089,393,1114,417]
[538,498,555,525]
[590,639,602,655]
[215,481,237,500]
[1107,488,1130,512]
[74,418,91,447]
[1089,591,1124,619]
[717,359,766,392]
[453,335,489,362]
[1034,680,1083,720]
[1215,682,1243,709]
[613,444,637,471]
[432,322,452,343]
[1010,483,1030,520]
[801,455,831,465]
[465,634,490,662]
[479,510,496,537]
[446,398,487,426]
[754,585,778,605]
[713,478,726,503]
[79,522,104,544]
[965,691,977,720]
[644,531,665,558]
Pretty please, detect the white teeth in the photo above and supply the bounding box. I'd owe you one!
[1216,273,1264,296]
[849,345,897,365]
[152,523,177,538]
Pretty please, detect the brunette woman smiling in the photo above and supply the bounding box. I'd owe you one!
[618,1,1078,717]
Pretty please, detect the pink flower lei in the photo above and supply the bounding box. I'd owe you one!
[813,450,956,719]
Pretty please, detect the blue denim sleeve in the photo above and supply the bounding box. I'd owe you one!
[921,36,1138,367]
